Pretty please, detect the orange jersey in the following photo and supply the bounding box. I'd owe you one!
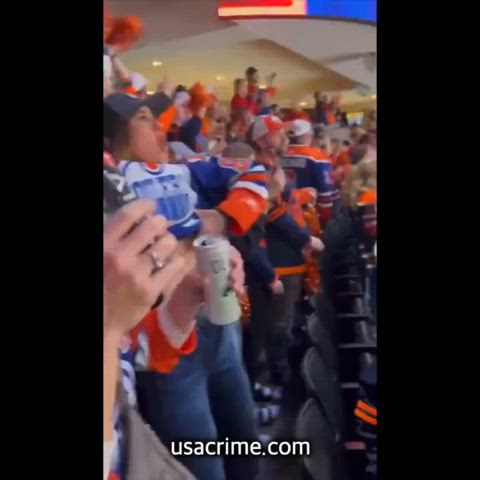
[129,309,197,374]
[357,189,377,238]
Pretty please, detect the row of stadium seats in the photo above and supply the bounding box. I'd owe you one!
[294,207,377,480]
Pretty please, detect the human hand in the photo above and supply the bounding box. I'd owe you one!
[309,236,325,253]
[229,245,246,299]
[266,72,277,85]
[103,199,186,336]
[305,187,317,206]
[269,278,284,295]
[209,138,228,156]
[157,71,174,98]
[163,244,245,337]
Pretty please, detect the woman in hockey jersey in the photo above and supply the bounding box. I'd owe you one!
[104,91,269,480]
[104,199,200,480]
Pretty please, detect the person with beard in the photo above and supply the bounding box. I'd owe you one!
[283,119,338,227]
[244,116,323,388]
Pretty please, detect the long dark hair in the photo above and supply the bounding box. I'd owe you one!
[103,113,130,158]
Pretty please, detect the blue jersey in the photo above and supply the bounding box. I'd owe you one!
[119,157,270,238]
[282,144,339,224]
[118,161,202,240]
[110,157,270,479]
[187,155,267,204]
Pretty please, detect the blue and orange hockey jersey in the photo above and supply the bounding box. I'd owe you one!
[119,156,269,239]
[109,312,197,480]
[281,144,339,225]
[244,185,316,282]
[187,155,270,234]
[266,185,312,277]
[357,190,377,239]
[354,361,377,479]
[111,157,269,479]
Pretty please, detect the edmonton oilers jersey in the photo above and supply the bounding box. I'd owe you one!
[118,161,201,240]
[282,145,339,204]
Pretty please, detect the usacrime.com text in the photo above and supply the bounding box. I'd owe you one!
[171,438,310,457]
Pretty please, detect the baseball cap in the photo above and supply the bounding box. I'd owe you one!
[104,92,172,141]
[246,66,258,76]
[251,115,291,142]
[174,90,191,107]
[129,72,149,92]
[290,119,313,137]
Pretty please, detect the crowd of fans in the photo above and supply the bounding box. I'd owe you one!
[103,6,377,480]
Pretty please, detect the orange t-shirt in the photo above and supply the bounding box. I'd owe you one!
[284,110,311,122]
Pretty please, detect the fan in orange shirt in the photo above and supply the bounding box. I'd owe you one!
[284,100,311,122]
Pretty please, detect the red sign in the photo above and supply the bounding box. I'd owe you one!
[220,0,293,6]
[218,0,306,18]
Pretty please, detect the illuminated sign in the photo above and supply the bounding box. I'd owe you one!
[218,0,376,23]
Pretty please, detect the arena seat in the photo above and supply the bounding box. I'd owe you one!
[306,313,338,371]
[301,347,345,437]
[295,398,348,480]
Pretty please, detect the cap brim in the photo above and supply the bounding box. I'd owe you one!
[104,92,172,142]
[266,118,293,133]
[143,92,172,118]
[104,93,142,121]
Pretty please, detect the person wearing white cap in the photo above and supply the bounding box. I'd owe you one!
[282,118,339,226]
[289,118,314,145]
[244,116,325,388]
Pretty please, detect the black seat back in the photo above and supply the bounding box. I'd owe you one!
[312,291,337,338]
[302,347,345,438]
[295,398,345,480]
[306,314,338,371]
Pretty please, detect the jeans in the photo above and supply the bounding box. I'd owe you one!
[245,274,303,386]
[135,314,260,480]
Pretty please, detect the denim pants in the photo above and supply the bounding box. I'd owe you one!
[135,314,260,480]
[245,274,303,386]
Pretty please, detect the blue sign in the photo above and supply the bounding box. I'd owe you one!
[307,0,376,23]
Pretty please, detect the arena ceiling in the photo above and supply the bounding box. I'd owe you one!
[109,0,376,110]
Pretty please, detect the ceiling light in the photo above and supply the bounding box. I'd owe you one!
[147,90,155,95]
[259,84,267,89]
[152,61,163,67]
[216,76,225,81]
[300,102,308,107]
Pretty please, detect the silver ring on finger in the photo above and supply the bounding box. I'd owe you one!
[149,252,165,272]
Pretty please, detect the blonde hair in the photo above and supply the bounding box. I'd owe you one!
[342,154,377,209]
